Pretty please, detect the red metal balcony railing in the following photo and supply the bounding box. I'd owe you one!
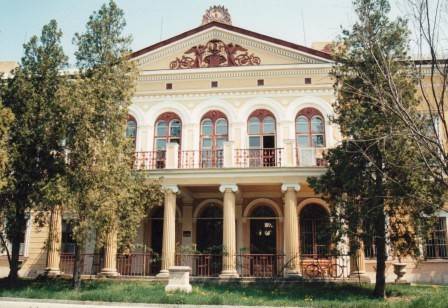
[134,151,166,170]
[236,254,285,278]
[117,253,160,276]
[235,148,283,168]
[178,150,224,169]
[59,253,103,276]
[175,253,222,277]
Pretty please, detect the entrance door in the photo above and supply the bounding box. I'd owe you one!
[248,206,277,277]
[195,204,223,276]
[250,219,276,254]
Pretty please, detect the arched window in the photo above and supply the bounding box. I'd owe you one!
[295,108,325,147]
[247,110,276,167]
[127,115,137,147]
[200,111,228,168]
[154,112,182,150]
[196,203,223,254]
[300,205,330,257]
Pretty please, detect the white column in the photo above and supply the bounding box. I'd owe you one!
[223,141,234,168]
[157,185,179,278]
[283,139,295,167]
[281,183,301,277]
[100,225,119,277]
[45,205,62,276]
[219,184,239,278]
[166,143,179,169]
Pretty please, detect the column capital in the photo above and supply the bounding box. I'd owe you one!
[164,185,180,194]
[219,184,238,193]
[281,183,301,193]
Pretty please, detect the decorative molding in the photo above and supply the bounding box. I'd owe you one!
[281,183,301,192]
[219,184,238,193]
[133,87,334,101]
[163,185,180,194]
[170,39,260,69]
[138,66,331,82]
[135,28,325,67]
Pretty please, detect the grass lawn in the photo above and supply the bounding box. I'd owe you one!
[0,278,447,307]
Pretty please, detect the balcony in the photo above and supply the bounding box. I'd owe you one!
[134,142,328,171]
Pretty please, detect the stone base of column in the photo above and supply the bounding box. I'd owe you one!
[285,269,301,278]
[348,271,371,283]
[156,269,170,278]
[98,268,119,278]
[219,270,240,279]
[44,267,61,277]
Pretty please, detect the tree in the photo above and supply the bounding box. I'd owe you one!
[0,98,14,265]
[65,0,163,289]
[308,0,445,298]
[1,20,68,281]
[351,0,448,188]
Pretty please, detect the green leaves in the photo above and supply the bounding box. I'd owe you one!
[64,0,162,253]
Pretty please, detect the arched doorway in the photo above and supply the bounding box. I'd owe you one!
[246,205,279,277]
[250,206,277,254]
[196,203,223,253]
[247,109,277,167]
[195,203,223,276]
[300,204,330,258]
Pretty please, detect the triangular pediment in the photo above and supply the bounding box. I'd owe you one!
[132,22,332,71]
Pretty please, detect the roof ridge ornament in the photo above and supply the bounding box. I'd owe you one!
[201,5,232,25]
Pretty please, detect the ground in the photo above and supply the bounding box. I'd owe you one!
[0,278,447,307]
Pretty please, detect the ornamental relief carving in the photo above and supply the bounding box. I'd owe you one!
[170,39,261,69]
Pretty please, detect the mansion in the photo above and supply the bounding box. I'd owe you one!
[1,6,447,284]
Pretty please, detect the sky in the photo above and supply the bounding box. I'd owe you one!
[0,0,406,65]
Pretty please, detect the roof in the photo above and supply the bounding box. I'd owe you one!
[0,61,18,76]
[130,21,332,61]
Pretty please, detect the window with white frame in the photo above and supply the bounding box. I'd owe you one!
[295,108,325,147]
[425,217,448,259]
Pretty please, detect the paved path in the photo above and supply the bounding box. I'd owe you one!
[0,297,299,308]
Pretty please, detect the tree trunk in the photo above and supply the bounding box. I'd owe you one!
[72,243,82,290]
[373,156,386,298]
[8,212,26,282]
[8,234,21,281]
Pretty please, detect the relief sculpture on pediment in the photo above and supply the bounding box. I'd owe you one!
[169,39,261,69]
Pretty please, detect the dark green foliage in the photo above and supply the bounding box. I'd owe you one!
[308,0,445,298]
[65,0,163,289]
[0,20,68,281]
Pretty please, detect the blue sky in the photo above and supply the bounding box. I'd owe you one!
[0,0,405,65]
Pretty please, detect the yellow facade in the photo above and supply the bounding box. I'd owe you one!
[1,10,447,283]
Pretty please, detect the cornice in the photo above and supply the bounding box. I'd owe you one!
[132,87,334,101]
[138,65,331,82]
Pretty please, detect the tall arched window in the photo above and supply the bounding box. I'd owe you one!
[126,115,137,148]
[196,203,223,253]
[200,111,228,168]
[153,112,181,169]
[247,109,276,166]
[300,205,330,257]
[154,112,182,150]
[295,108,325,147]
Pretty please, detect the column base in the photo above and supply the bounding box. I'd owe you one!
[44,268,61,277]
[285,269,301,278]
[156,269,170,278]
[349,272,371,283]
[219,270,240,279]
[98,268,120,278]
